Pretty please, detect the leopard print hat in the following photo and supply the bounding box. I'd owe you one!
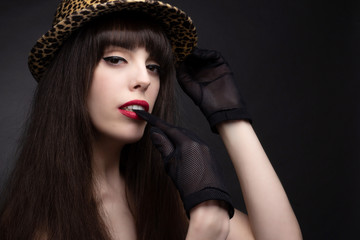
[28,0,198,81]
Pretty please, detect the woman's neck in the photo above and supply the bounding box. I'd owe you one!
[91,137,136,239]
[91,136,124,197]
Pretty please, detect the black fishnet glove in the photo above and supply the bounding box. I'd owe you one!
[177,47,252,133]
[135,110,234,219]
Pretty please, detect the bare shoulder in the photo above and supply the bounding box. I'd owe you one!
[227,209,255,240]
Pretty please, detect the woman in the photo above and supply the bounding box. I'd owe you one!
[0,0,302,239]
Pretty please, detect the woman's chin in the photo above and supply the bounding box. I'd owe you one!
[119,126,146,143]
[121,133,144,144]
[92,125,146,146]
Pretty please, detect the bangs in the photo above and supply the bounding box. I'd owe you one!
[92,13,174,72]
[67,12,177,123]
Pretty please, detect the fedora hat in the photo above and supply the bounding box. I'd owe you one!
[28,0,197,81]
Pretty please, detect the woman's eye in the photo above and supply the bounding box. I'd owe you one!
[103,56,127,65]
[147,64,161,74]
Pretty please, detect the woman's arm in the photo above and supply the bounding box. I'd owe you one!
[218,120,302,240]
[176,47,302,239]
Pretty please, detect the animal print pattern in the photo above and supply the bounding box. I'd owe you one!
[28,0,197,81]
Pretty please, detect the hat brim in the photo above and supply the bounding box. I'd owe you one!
[28,0,197,81]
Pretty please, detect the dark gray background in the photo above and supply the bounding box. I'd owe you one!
[1,0,359,239]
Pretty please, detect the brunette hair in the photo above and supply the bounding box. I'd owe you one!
[0,13,188,240]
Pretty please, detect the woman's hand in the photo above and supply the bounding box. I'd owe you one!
[176,47,251,132]
[135,110,234,219]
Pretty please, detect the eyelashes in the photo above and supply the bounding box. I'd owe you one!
[102,56,161,74]
[103,56,126,65]
[146,64,161,74]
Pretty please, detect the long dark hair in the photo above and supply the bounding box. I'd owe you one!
[0,13,188,240]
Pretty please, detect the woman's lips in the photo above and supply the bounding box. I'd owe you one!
[118,100,149,120]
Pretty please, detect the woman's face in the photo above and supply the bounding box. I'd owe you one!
[87,46,161,144]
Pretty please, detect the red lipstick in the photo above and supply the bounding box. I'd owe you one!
[118,100,149,120]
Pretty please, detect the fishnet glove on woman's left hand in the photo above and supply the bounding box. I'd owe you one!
[135,110,234,218]
[177,47,252,133]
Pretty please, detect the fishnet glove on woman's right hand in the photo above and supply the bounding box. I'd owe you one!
[135,110,234,218]
[177,47,252,132]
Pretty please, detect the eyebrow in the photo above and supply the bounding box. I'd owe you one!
[104,45,131,54]
[103,46,158,63]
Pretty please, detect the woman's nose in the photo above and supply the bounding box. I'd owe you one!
[130,65,151,91]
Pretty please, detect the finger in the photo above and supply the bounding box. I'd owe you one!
[133,109,151,121]
[133,110,165,127]
[185,48,223,70]
[134,110,177,136]
[134,110,194,146]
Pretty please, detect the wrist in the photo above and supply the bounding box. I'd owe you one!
[183,188,234,219]
[216,119,252,135]
[207,108,252,133]
[187,200,230,240]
